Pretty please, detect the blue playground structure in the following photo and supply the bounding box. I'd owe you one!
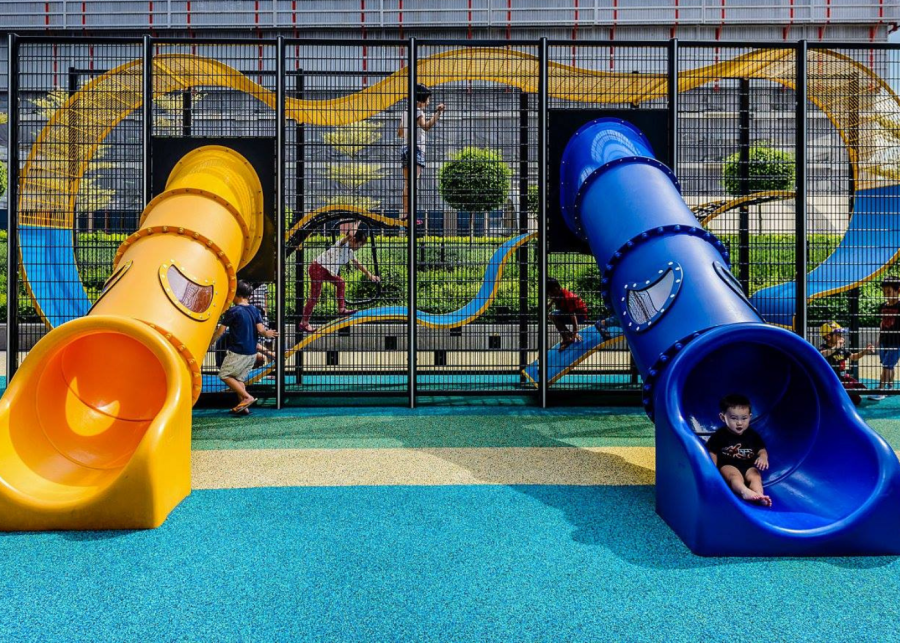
[558,118,900,556]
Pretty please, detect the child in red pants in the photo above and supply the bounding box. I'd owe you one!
[298,229,380,333]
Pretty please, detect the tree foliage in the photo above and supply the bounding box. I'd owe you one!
[723,145,795,196]
[439,147,512,212]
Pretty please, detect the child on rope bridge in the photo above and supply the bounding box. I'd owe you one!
[298,229,381,334]
[546,277,589,350]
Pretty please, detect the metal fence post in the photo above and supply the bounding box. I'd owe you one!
[667,38,678,172]
[517,88,529,381]
[276,36,286,408]
[6,34,19,383]
[738,77,751,296]
[142,35,153,206]
[538,37,548,408]
[795,40,808,339]
[408,37,418,408]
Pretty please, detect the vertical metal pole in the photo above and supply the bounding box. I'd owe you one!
[182,90,192,137]
[848,73,860,376]
[275,37,286,408]
[407,38,417,408]
[142,35,153,206]
[294,69,305,385]
[6,34,19,382]
[68,68,78,231]
[795,40,808,339]
[738,78,751,296]
[538,37,548,408]
[667,38,678,171]
[517,88,529,380]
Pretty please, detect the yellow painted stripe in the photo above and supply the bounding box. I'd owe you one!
[191,447,657,489]
[192,447,900,489]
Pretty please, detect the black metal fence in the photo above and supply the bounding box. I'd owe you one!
[5,36,900,406]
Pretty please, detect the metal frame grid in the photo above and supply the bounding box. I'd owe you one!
[5,36,900,406]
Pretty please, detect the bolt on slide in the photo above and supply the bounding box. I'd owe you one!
[0,146,264,530]
[560,118,900,556]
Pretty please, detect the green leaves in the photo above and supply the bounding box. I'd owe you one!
[439,147,512,213]
[723,145,795,196]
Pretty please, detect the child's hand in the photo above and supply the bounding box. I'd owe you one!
[866,343,876,354]
[266,329,279,339]
[436,103,445,113]
[755,453,769,471]
[573,332,583,343]
[371,275,382,283]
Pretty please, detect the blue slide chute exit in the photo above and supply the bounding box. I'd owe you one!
[561,118,900,556]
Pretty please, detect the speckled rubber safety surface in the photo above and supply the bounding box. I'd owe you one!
[4,401,900,640]
[3,485,900,642]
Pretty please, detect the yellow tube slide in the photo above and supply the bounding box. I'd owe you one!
[0,146,263,530]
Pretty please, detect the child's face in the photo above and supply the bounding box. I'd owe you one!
[418,96,431,107]
[349,237,367,250]
[883,285,899,302]
[824,332,844,347]
[719,405,752,435]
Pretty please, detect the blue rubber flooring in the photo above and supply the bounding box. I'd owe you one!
[2,486,899,642]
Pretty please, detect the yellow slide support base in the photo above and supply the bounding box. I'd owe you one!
[0,146,263,530]
[0,317,192,530]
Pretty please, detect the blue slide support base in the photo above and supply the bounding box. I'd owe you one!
[561,118,900,556]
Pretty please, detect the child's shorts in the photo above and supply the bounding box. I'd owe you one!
[719,460,758,476]
[219,351,257,382]
[400,148,426,168]
[880,346,900,369]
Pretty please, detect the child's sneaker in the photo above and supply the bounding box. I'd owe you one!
[868,394,887,401]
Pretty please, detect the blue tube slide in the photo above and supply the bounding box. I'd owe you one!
[561,118,900,556]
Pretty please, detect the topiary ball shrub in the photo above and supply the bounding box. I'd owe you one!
[723,145,795,196]
[439,147,511,213]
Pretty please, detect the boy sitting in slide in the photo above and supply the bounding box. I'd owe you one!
[706,393,771,507]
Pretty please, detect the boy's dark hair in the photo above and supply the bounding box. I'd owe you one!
[719,393,752,414]
[546,277,561,293]
[353,229,368,243]
[415,83,432,103]
[882,275,900,289]
[235,280,254,299]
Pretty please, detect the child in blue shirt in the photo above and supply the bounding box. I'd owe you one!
[210,280,278,413]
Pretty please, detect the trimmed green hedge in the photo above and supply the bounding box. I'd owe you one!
[723,146,795,196]
[0,230,895,327]
[438,147,512,213]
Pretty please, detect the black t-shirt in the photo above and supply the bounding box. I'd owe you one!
[819,342,851,376]
[706,427,766,470]
[880,302,900,348]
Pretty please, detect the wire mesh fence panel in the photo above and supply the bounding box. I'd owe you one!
[284,41,408,395]
[805,45,900,399]
[543,42,669,393]
[13,40,143,371]
[680,44,799,360]
[410,43,540,394]
[150,41,279,396]
[7,37,900,405]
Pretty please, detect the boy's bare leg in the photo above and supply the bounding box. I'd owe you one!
[720,465,771,507]
[745,468,772,507]
[221,376,255,406]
